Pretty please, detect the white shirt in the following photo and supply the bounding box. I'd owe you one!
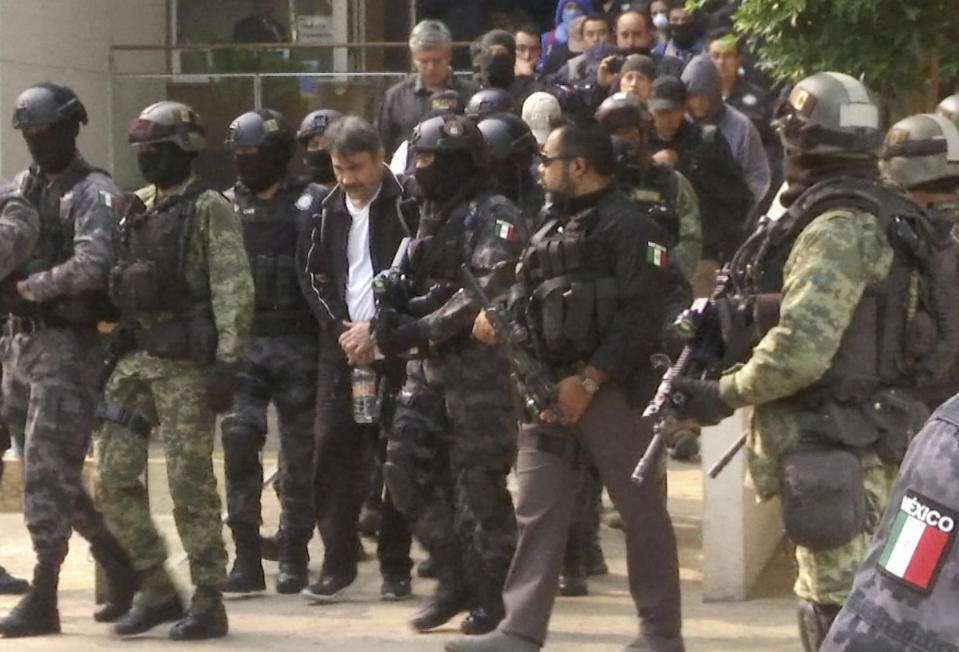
[344,187,380,322]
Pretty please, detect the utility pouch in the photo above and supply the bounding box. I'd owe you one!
[564,282,594,344]
[186,316,218,365]
[798,400,881,449]
[865,388,929,464]
[541,286,566,352]
[118,261,159,313]
[778,445,865,550]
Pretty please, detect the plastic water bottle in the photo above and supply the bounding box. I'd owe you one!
[351,365,379,424]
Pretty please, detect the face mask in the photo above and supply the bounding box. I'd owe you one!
[24,122,77,174]
[136,143,194,190]
[561,7,583,25]
[652,12,669,30]
[234,146,289,193]
[480,52,516,90]
[414,153,474,203]
[670,21,700,49]
[304,150,334,184]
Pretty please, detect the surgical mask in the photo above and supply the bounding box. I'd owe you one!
[561,7,583,25]
[652,12,669,31]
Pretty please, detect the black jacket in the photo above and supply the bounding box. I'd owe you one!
[298,165,418,343]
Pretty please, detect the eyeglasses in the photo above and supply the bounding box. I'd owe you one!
[539,153,571,166]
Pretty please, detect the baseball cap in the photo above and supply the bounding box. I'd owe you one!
[648,75,687,112]
[522,91,562,145]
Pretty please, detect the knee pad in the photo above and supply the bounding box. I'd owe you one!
[779,447,865,551]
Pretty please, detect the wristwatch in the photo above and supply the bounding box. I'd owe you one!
[578,373,600,396]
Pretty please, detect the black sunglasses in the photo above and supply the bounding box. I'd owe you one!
[539,153,572,166]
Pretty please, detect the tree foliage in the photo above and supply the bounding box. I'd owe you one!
[709,0,958,105]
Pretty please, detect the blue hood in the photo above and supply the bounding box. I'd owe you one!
[552,0,594,33]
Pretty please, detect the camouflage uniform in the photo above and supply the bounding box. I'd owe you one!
[387,185,526,619]
[719,208,899,605]
[1,159,120,570]
[823,394,959,652]
[221,180,320,564]
[95,176,253,596]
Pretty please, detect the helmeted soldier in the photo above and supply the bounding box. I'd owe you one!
[219,109,323,596]
[0,82,135,638]
[465,88,516,121]
[96,100,254,640]
[374,112,526,634]
[296,108,343,187]
[671,72,935,651]
[476,112,543,227]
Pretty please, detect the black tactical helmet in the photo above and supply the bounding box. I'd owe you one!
[225,109,295,152]
[296,109,344,144]
[477,113,537,161]
[12,82,88,130]
[465,88,515,120]
[128,101,207,152]
[594,92,652,134]
[410,113,488,168]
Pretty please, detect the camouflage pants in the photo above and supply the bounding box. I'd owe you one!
[95,352,226,589]
[0,327,111,565]
[793,455,898,605]
[388,344,518,602]
[221,334,316,541]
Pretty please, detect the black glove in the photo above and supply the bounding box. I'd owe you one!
[19,171,43,207]
[671,377,734,426]
[374,311,428,356]
[205,361,240,413]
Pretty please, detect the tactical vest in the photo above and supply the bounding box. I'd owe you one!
[2,162,118,325]
[739,176,957,454]
[231,179,319,337]
[520,205,618,366]
[624,163,679,247]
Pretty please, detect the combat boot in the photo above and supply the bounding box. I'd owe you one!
[797,600,840,652]
[0,562,60,638]
[224,529,265,594]
[114,566,184,637]
[276,531,309,594]
[412,555,470,632]
[90,532,137,622]
[461,572,506,635]
[259,531,280,562]
[168,587,228,641]
[0,566,28,595]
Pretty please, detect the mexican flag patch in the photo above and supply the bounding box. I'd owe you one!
[494,219,515,241]
[98,190,117,209]
[647,242,668,268]
[877,490,956,594]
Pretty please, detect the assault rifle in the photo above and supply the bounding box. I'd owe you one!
[460,265,563,422]
[631,265,760,484]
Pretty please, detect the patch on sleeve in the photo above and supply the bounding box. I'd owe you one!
[295,193,314,211]
[98,190,117,210]
[494,219,515,241]
[877,490,957,594]
[646,242,668,268]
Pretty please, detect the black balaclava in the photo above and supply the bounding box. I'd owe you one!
[304,149,335,184]
[234,144,290,193]
[137,142,195,190]
[414,151,476,203]
[669,18,702,50]
[480,52,516,90]
[781,152,877,207]
[25,120,79,174]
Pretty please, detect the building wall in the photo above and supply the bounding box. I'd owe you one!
[0,0,167,179]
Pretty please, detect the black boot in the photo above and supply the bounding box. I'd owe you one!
[461,572,506,635]
[0,566,28,595]
[169,587,228,641]
[276,532,309,595]
[797,600,840,652]
[0,562,60,638]
[224,529,265,594]
[259,531,280,563]
[90,533,137,623]
[114,567,184,637]
[412,556,470,632]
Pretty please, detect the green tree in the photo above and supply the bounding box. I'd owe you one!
[712,0,958,111]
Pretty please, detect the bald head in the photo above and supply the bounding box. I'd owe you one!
[616,11,652,51]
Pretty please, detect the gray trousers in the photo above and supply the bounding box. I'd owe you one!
[499,385,682,645]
